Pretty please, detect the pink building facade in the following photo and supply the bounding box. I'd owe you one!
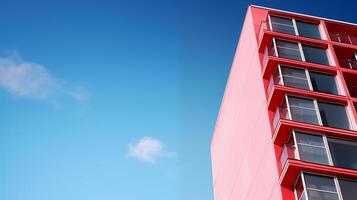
[211,5,357,200]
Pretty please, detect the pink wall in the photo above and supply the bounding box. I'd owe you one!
[211,6,282,200]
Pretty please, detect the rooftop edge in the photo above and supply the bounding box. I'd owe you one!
[251,4,357,26]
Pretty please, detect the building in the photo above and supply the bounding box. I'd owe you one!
[211,5,357,200]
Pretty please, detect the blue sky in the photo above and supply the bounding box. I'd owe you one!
[0,1,356,200]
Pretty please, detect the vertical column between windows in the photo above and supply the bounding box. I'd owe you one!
[292,18,299,36]
[304,69,314,91]
[298,43,306,61]
[313,99,324,126]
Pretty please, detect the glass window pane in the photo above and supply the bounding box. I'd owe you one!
[309,72,338,94]
[328,138,357,170]
[283,77,310,90]
[295,133,329,164]
[281,66,306,78]
[306,190,339,200]
[297,144,329,164]
[281,67,309,90]
[270,16,295,35]
[296,21,321,39]
[288,97,319,124]
[339,179,357,200]
[304,174,337,192]
[276,40,302,61]
[302,45,329,65]
[318,102,350,129]
[288,96,315,109]
[290,107,319,124]
[295,132,325,147]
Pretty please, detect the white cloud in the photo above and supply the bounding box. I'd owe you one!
[128,136,175,164]
[0,54,87,103]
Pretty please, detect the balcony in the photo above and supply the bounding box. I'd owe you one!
[261,39,332,80]
[267,65,341,101]
[279,131,357,173]
[330,33,357,46]
[273,119,357,146]
[271,95,351,147]
[267,76,345,113]
[278,143,296,174]
[258,15,325,52]
[338,57,357,70]
[294,173,357,200]
[272,105,289,130]
[278,131,357,189]
[280,159,357,187]
[334,45,357,71]
[262,40,276,70]
[258,21,270,45]
[326,21,357,47]
[258,20,327,53]
[280,132,357,187]
[343,73,357,98]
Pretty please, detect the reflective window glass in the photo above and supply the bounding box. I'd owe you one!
[339,179,357,200]
[318,102,350,129]
[276,40,302,61]
[328,138,357,170]
[288,96,319,125]
[296,21,321,39]
[306,190,339,200]
[302,45,329,65]
[281,66,309,90]
[309,72,338,94]
[295,132,324,146]
[270,16,295,35]
[304,174,339,200]
[295,132,329,165]
[289,96,315,109]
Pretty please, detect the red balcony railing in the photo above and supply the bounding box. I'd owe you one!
[262,41,276,69]
[330,33,357,45]
[338,57,357,70]
[267,70,283,96]
[279,144,296,174]
[272,105,289,130]
[258,21,270,44]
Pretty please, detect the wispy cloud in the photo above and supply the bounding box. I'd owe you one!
[128,136,175,164]
[0,53,87,104]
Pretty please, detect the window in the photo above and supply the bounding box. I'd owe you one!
[278,66,339,95]
[328,138,357,170]
[296,21,321,39]
[338,179,357,200]
[287,96,319,125]
[295,174,357,200]
[275,40,302,61]
[272,39,330,65]
[270,16,295,35]
[302,45,329,65]
[309,72,338,94]
[304,174,339,200]
[269,15,322,40]
[295,132,329,165]
[318,102,350,129]
[295,174,341,200]
[280,66,309,90]
[290,131,357,170]
[285,96,350,129]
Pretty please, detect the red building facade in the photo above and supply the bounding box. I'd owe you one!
[211,5,357,200]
